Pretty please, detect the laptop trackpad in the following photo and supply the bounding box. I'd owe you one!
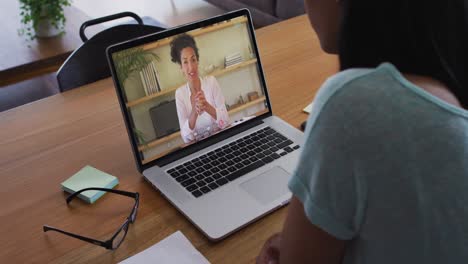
[240,166,291,205]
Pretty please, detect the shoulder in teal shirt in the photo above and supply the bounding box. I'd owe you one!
[289,63,468,264]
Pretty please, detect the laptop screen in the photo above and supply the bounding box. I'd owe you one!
[109,11,270,168]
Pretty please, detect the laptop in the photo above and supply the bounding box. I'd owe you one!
[107,9,304,240]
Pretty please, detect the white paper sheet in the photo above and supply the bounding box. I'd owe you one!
[119,231,210,264]
[303,102,313,114]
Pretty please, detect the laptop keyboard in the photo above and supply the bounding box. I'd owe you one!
[166,126,300,198]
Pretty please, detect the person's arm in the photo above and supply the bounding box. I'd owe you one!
[188,94,199,130]
[281,196,346,263]
[257,196,346,264]
[204,104,218,120]
[175,89,196,143]
[207,76,229,128]
[196,91,217,120]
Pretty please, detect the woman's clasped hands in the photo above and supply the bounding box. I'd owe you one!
[191,90,209,115]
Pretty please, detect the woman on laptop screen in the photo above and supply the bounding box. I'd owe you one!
[170,34,229,143]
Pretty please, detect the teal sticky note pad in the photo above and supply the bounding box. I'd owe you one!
[61,166,119,203]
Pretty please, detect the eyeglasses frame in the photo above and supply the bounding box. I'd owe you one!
[43,187,140,250]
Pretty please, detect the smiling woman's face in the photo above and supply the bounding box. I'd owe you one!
[180,47,199,82]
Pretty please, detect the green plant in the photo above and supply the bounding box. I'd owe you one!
[133,128,149,146]
[19,0,72,39]
[112,47,160,89]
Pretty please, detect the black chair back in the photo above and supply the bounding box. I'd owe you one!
[57,12,164,92]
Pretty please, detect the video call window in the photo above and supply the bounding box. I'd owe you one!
[112,16,268,164]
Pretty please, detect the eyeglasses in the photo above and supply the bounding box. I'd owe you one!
[43,188,139,250]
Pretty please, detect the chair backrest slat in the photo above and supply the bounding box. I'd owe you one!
[57,14,164,92]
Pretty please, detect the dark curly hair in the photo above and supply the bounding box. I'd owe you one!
[339,0,468,107]
[170,34,200,65]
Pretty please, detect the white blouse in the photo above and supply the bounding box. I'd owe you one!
[175,76,230,143]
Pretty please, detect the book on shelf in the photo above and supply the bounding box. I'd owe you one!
[225,52,241,61]
[139,61,162,96]
[224,52,243,68]
[145,65,155,94]
[140,67,150,96]
[148,62,158,93]
[140,71,150,96]
[152,61,162,93]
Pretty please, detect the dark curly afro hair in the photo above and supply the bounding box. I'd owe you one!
[170,34,200,65]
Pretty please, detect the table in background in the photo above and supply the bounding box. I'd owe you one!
[0,1,101,86]
[0,0,224,87]
[73,0,225,29]
[0,15,338,263]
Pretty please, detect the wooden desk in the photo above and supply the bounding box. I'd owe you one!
[0,15,337,263]
[0,1,95,86]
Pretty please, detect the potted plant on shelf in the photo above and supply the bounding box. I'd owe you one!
[19,0,72,39]
[112,47,161,98]
[133,128,149,146]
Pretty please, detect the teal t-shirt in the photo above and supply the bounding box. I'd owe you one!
[289,63,468,263]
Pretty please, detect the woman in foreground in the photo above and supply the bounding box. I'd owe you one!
[257,0,468,263]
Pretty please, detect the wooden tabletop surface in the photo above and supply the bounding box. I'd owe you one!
[0,15,338,263]
[0,1,98,86]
